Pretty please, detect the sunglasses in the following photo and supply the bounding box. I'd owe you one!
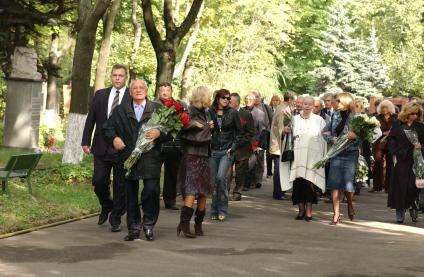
[221,96,231,100]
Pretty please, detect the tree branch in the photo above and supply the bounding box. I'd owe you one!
[176,0,203,44]
[164,0,176,38]
[141,0,162,50]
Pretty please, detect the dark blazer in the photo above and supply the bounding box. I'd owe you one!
[102,99,168,180]
[180,106,212,157]
[234,108,255,161]
[81,86,130,156]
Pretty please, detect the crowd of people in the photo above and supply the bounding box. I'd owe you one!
[82,64,424,241]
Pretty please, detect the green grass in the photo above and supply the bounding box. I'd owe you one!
[0,151,98,235]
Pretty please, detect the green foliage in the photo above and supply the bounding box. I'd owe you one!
[310,0,392,97]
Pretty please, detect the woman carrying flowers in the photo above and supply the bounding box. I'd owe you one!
[387,102,424,223]
[322,92,360,224]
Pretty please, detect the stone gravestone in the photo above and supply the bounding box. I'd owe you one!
[3,47,44,148]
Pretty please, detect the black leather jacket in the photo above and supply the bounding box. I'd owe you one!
[209,106,243,153]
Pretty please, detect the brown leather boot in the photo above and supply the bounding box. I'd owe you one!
[177,206,196,238]
[194,209,206,236]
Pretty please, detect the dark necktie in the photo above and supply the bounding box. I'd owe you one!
[109,90,120,117]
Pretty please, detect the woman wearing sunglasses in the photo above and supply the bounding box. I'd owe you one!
[209,89,243,221]
[387,102,424,223]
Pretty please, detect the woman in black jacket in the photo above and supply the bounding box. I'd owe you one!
[177,86,213,238]
[387,102,424,223]
[209,89,243,221]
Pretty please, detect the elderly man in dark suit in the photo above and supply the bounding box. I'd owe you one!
[81,64,130,232]
[228,93,255,200]
[103,79,169,242]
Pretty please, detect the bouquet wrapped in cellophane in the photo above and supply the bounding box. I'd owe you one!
[404,129,424,188]
[355,155,369,183]
[313,114,380,169]
[124,100,189,177]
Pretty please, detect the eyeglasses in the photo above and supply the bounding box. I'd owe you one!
[221,96,231,100]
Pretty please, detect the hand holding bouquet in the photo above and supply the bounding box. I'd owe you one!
[124,100,189,177]
[313,114,380,169]
[404,129,424,182]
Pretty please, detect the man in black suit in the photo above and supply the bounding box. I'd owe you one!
[156,82,187,210]
[81,64,131,232]
[103,79,169,241]
[229,93,255,200]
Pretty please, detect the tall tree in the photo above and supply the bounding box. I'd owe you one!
[141,0,204,94]
[62,0,112,164]
[94,0,121,91]
[129,0,143,79]
[45,32,73,116]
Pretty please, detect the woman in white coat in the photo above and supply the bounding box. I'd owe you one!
[282,96,327,221]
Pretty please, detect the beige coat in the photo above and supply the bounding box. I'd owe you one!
[269,102,289,155]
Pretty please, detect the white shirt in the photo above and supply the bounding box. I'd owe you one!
[107,86,127,117]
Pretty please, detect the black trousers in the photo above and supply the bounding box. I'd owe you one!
[266,151,273,176]
[125,178,160,235]
[92,155,126,225]
[233,158,249,195]
[162,152,182,206]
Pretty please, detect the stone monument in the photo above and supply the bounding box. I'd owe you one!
[3,47,44,148]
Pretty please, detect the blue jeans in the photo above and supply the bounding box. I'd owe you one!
[210,149,234,216]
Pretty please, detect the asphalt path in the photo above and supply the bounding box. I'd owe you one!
[1,179,424,277]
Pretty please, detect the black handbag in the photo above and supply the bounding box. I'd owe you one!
[160,137,183,153]
[281,132,294,162]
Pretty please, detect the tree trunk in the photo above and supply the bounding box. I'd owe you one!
[155,49,176,92]
[47,33,59,111]
[62,0,112,164]
[62,113,87,164]
[130,0,142,80]
[141,0,204,96]
[180,59,193,99]
[94,0,121,91]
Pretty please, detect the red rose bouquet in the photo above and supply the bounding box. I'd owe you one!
[124,99,189,176]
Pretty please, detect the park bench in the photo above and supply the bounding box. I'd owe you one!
[0,153,42,195]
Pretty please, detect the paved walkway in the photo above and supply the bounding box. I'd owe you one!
[1,179,424,277]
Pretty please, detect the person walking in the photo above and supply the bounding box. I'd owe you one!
[266,94,281,177]
[322,92,360,225]
[283,96,326,221]
[270,91,295,200]
[228,93,255,201]
[156,82,187,210]
[103,80,168,241]
[209,89,243,221]
[81,64,130,231]
[371,100,397,193]
[177,86,214,238]
[387,102,424,223]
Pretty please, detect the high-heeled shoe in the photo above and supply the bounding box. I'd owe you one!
[295,211,306,220]
[329,215,341,225]
[305,216,312,222]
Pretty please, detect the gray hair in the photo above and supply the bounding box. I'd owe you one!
[302,96,315,104]
[322,93,334,100]
[377,99,396,115]
[129,79,148,90]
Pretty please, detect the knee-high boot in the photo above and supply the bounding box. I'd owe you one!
[194,209,206,236]
[177,206,196,238]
